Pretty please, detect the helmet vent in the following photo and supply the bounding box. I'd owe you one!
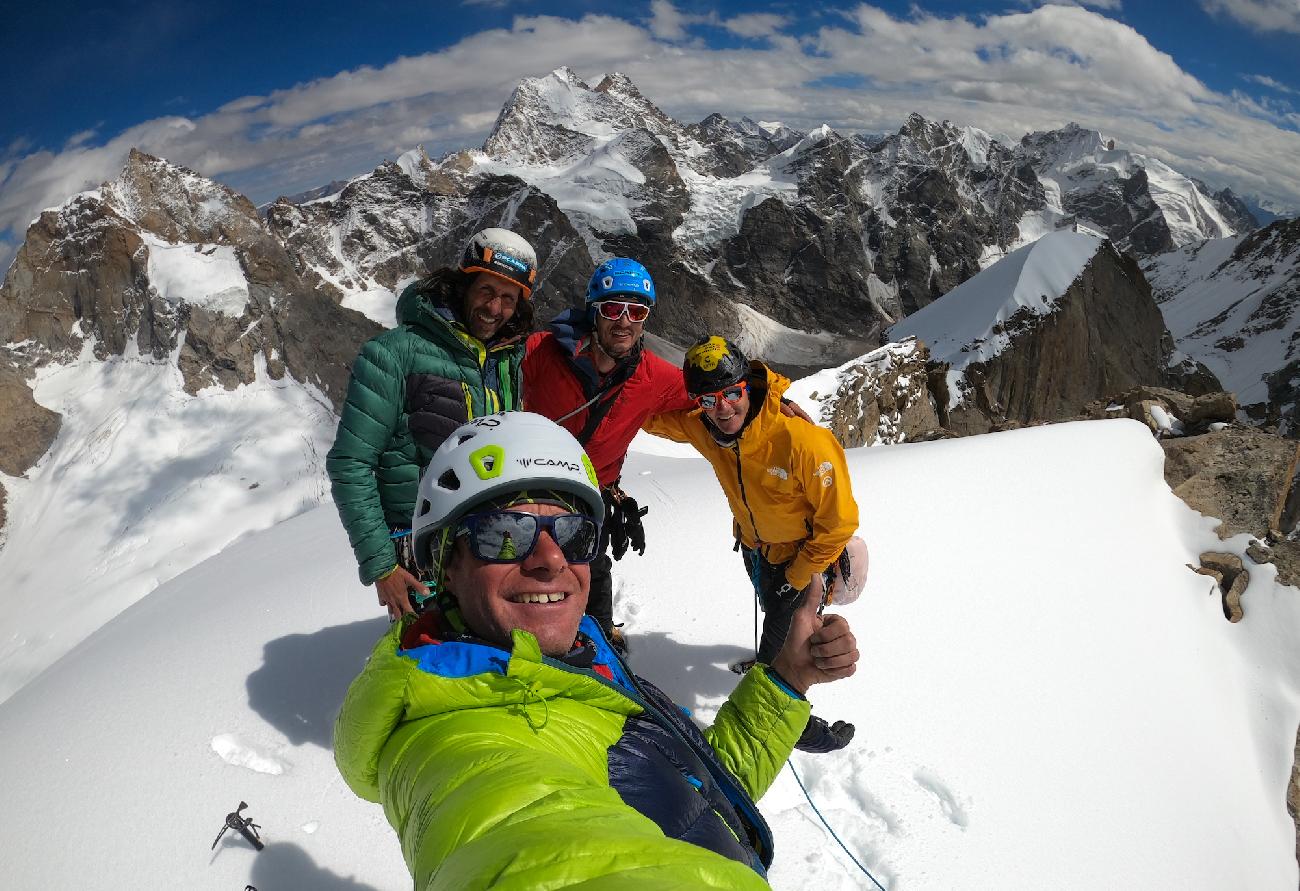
[456,433,476,446]
[417,499,431,517]
[437,469,461,491]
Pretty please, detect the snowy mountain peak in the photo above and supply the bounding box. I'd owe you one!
[103,149,261,244]
[1016,122,1246,251]
[482,67,683,166]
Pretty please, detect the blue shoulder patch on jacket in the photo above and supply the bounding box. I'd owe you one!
[399,640,510,678]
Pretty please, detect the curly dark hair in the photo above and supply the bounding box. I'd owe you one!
[413,267,535,342]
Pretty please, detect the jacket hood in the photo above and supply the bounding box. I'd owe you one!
[547,308,591,354]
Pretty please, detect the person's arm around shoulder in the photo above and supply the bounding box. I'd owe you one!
[639,358,697,442]
[642,406,698,443]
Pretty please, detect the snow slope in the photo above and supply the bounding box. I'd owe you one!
[0,342,336,704]
[1147,228,1300,411]
[1,419,1296,890]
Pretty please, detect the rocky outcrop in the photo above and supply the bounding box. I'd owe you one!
[0,360,61,479]
[1159,424,1300,866]
[803,338,942,447]
[1161,426,1300,587]
[1291,733,1300,875]
[0,358,60,539]
[1083,387,1237,437]
[1192,551,1249,622]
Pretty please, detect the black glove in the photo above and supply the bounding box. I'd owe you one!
[604,487,629,561]
[620,495,648,556]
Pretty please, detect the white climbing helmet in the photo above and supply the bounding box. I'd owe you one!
[412,412,603,570]
[459,228,538,298]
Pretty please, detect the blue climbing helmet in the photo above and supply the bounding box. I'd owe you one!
[586,258,656,306]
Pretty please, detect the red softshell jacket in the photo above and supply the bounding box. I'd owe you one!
[524,327,695,486]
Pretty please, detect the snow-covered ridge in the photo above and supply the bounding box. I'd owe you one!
[890,230,1103,380]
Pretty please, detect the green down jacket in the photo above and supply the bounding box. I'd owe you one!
[334,617,811,889]
[327,280,525,584]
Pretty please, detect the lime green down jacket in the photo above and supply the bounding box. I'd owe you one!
[334,620,811,889]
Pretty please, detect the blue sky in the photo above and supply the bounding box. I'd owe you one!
[2,0,1299,266]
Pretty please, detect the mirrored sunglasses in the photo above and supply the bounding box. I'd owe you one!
[455,511,600,564]
[696,381,748,410]
[595,300,651,322]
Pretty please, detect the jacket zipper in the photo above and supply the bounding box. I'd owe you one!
[539,648,775,865]
[732,445,763,549]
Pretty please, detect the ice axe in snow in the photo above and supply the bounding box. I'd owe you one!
[211,801,264,851]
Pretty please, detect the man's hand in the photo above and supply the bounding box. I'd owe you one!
[779,398,814,424]
[375,566,427,621]
[769,579,859,695]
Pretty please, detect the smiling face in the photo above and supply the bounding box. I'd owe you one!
[462,272,523,341]
[593,304,645,360]
[701,385,751,436]
[444,502,591,656]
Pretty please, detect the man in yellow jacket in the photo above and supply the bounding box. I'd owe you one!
[645,336,860,753]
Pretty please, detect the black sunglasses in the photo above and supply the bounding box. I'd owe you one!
[456,511,601,564]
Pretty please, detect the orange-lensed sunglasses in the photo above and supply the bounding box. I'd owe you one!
[695,380,747,410]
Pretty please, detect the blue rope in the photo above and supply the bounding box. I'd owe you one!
[787,758,888,891]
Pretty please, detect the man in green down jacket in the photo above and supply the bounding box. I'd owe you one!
[327,228,537,620]
[334,412,860,889]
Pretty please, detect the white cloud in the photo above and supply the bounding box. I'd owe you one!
[723,13,790,38]
[1244,73,1298,94]
[648,0,691,40]
[2,2,1299,253]
[1200,0,1300,33]
[1021,0,1125,8]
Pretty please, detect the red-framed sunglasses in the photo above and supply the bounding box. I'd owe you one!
[695,380,747,410]
[594,300,651,322]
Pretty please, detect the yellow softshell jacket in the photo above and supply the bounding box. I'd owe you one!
[644,363,859,589]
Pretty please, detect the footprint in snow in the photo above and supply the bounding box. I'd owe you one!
[913,767,969,828]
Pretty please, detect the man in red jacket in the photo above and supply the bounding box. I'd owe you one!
[523,258,693,653]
